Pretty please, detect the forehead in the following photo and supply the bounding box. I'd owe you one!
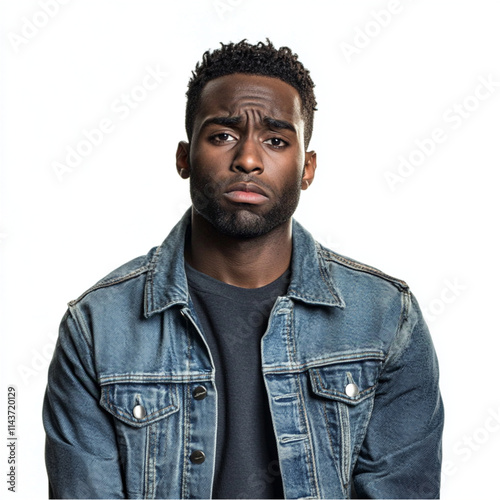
[195,73,303,124]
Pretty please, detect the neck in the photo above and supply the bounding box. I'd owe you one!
[185,210,293,289]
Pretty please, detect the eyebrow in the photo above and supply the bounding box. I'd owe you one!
[200,115,297,134]
[201,116,243,128]
[263,117,297,134]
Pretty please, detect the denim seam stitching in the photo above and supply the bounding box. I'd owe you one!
[147,298,186,315]
[69,305,94,353]
[285,288,338,306]
[263,351,385,374]
[181,321,192,499]
[321,249,409,291]
[144,422,150,498]
[102,386,177,425]
[380,289,411,374]
[99,373,212,384]
[68,266,150,306]
[296,373,313,497]
[311,370,376,404]
[287,305,297,363]
[151,422,158,498]
[321,400,343,493]
[349,395,376,483]
[111,402,177,423]
[145,245,162,313]
[145,422,157,498]
[296,373,320,498]
[316,243,343,302]
[337,401,351,493]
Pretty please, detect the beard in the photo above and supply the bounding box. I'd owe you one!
[189,169,303,239]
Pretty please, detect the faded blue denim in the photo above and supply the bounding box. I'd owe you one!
[43,209,443,499]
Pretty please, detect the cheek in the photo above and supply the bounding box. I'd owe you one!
[190,145,226,172]
[272,166,304,195]
[274,152,305,180]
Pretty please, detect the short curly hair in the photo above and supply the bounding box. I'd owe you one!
[185,39,317,148]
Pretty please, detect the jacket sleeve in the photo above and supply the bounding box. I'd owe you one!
[352,292,444,499]
[42,306,125,499]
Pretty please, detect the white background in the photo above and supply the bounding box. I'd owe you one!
[1,0,499,498]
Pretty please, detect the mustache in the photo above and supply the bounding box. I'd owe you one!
[192,172,275,198]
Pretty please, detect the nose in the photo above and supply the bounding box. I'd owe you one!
[230,135,263,175]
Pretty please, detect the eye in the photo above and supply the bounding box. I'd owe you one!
[209,133,237,144]
[264,137,288,149]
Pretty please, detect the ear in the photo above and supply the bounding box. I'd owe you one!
[301,151,317,190]
[176,141,190,179]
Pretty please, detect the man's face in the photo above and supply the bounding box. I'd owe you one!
[179,73,315,239]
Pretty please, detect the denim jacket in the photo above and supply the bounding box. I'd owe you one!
[43,209,443,499]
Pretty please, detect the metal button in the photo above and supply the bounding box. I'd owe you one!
[133,404,146,419]
[193,386,207,400]
[190,450,206,464]
[345,383,359,398]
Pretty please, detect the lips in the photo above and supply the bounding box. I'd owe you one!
[226,182,267,196]
[223,182,269,205]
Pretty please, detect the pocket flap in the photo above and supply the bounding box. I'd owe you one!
[100,382,179,427]
[309,358,382,405]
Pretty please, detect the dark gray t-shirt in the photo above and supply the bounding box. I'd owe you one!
[185,262,291,499]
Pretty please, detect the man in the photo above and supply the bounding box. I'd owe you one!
[43,40,444,499]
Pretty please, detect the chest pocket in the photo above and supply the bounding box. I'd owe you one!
[308,357,382,405]
[100,382,179,427]
[307,357,383,489]
[99,382,180,498]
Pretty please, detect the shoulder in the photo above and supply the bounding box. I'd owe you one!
[68,246,159,307]
[315,243,420,355]
[316,241,410,294]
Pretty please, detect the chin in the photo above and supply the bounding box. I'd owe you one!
[210,207,292,239]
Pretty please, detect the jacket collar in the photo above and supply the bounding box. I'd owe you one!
[144,209,344,318]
